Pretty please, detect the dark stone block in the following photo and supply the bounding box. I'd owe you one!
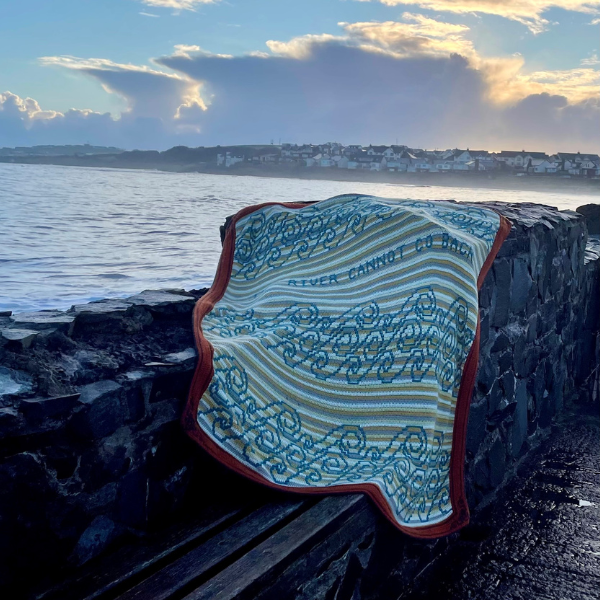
[71,381,124,439]
[9,310,75,335]
[488,438,506,488]
[116,469,148,528]
[555,305,569,334]
[577,203,600,234]
[149,368,194,403]
[42,446,78,480]
[479,283,492,310]
[510,380,528,457]
[510,259,532,314]
[123,384,147,424]
[479,313,490,348]
[539,300,557,335]
[20,393,80,422]
[1,328,39,350]
[491,259,511,328]
[466,400,487,457]
[497,350,513,375]
[0,366,33,399]
[486,379,503,415]
[500,370,515,404]
[71,516,118,566]
[70,299,131,335]
[0,407,24,438]
[127,290,195,317]
[550,258,563,295]
[487,402,516,430]
[539,390,554,428]
[477,359,498,395]
[526,292,538,320]
[531,362,546,407]
[472,456,491,491]
[515,342,540,379]
[491,332,510,353]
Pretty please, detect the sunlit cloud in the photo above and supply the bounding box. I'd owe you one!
[39,55,207,120]
[265,16,599,106]
[266,34,342,59]
[356,0,600,33]
[340,13,475,58]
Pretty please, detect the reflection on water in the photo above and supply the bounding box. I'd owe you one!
[0,163,597,313]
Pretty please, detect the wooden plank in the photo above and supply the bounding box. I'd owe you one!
[182,494,366,600]
[253,502,377,600]
[116,499,307,600]
[36,505,245,600]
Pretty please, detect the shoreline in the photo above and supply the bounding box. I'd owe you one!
[2,156,599,196]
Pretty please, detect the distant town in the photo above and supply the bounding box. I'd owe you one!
[219,143,600,178]
[1,143,599,180]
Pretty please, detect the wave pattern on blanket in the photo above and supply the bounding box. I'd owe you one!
[185,195,508,536]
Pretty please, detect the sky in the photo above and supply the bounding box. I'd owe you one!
[0,0,599,152]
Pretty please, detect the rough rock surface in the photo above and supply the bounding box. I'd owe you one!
[399,406,600,600]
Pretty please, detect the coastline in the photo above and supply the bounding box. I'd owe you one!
[2,156,599,195]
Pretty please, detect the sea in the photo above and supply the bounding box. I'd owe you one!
[1,163,598,314]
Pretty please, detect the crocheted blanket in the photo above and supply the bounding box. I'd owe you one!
[183,195,510,537]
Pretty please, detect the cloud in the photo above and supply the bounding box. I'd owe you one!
[137,0,219,10]
[139,11,160,17]
[2,15,598,151]
[357,0,600,34]
[39,55,206,121]
[339,14,475,58]
[581,52,600,65]
[152,26,598,149]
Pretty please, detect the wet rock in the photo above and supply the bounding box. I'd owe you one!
[491,332,510,353]
[510,259,532,314]
[488,438,506,488]
[0,407,24,437]
[70,299,132,334]
[10,310,75,335]
[491,259,511,328]
[510,380,528,457]
[71,380,124,439]
[116,469,148,527]
[72,516,118,566]
[1,328,39,350]
[20,393,80,422]
[126,290,195,316]
[497,349,513,375]
[576,203,600,234]
[486,379,503,415]
[467,400,487,456]
[477,360,498,395]
[0,367,33,398]
[148,368,194,404]
[500,370,515,404]
[163,348,197,364]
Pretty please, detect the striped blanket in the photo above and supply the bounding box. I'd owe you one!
[183,195,510,537]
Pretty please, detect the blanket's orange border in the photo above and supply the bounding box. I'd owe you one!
[181,201,511,538]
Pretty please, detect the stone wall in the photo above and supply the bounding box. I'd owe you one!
[0,202,598,596]
[465,203,599,512]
